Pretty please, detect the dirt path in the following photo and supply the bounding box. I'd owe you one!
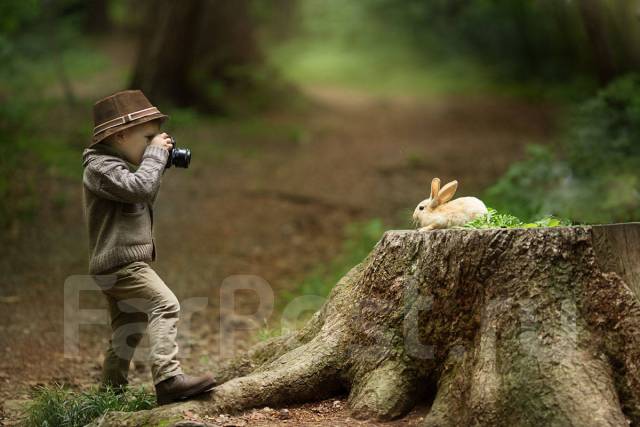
[0,63,556,424]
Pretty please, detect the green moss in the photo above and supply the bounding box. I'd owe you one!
[152,417,183,427]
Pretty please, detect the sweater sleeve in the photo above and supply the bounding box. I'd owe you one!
[84,145,170,204]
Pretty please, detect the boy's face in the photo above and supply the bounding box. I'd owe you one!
[109,120,161,165]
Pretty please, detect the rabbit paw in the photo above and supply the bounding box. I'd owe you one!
[419,225,435,231]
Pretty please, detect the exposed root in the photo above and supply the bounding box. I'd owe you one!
[88,400,201,427]
[348,359,418,420]
[422,350,470,427]
[205,336,345,415]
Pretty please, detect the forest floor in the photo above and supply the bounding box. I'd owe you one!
[0,36,557,425]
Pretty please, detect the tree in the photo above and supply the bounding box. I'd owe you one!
[130,0,265,113]
[91,224,640,426]
[85,0,111,34]
[578,0,618,85]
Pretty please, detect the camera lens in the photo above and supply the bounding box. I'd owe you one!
[172,148,191,168]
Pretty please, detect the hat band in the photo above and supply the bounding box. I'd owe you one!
[93,107,161,136]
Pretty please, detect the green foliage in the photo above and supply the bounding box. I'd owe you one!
[483,144,569,221]
[25,383,156,427]
[0,1,40,34]
[0,0,105,127]
[459,207,571,229]
[268,0,500,97]
[485,73,640,224]
[362,0,640,85]
[0,0,98,100]
[367,0,594,81]
[268,0,606,98]
[270,38,499,98]
[0,1,108,230]
[567,74,640,177]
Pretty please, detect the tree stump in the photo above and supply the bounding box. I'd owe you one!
[91,224,640,426]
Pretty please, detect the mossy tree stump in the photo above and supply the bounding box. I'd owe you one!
[91,224,640,426]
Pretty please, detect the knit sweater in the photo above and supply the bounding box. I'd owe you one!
[82,143,169,274]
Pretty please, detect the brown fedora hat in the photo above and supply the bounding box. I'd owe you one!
[90,89,169,146]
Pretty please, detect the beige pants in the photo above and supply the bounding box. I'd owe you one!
[97,261,183,387]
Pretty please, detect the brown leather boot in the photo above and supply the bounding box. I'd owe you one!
[155,373,217,405]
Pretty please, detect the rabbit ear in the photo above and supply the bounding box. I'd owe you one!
[437,180,458,204]
[430,178,441,200]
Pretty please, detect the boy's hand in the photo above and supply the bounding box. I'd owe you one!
[150,132,173,151]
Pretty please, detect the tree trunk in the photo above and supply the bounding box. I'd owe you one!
[129,0,265,113]
[578,0,619,85]
[90,224,640,426]
[85,0,111,34]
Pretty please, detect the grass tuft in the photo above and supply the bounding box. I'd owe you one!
[25,383,156,427]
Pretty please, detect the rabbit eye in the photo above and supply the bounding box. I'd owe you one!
[419,206,424,210]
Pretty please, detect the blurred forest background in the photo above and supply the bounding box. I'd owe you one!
[1,0,640,422]
[2,0,640,232]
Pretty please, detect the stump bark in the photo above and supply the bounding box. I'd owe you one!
[91,224,640,427]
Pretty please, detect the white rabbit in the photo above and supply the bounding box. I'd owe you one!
[412,178,488,231]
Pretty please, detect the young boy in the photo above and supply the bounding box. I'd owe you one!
[82,89,216,405]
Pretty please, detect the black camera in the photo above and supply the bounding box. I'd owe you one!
[166,136,191,168]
